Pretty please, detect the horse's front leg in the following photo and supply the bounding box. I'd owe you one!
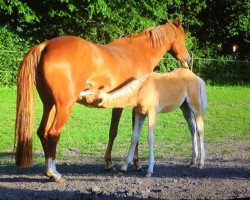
[105,108,123,170]
[121,113,145,172]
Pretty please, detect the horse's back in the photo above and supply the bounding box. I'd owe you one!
[38,36,96,101]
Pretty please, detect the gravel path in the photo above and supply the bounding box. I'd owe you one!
[0,142,249,200]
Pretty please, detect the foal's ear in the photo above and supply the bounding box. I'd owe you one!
[175,17,181,27]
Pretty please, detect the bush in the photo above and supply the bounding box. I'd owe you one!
[0,26,30,86]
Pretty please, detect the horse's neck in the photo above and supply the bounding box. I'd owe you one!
[109,29,173,71]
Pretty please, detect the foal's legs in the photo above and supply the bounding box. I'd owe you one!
[195,115,205,168]
[121,113,145,172]
[132,109,142,170]
[180,103,198,166]
[146,110,157,176]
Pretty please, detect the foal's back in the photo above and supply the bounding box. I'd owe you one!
[137,68,200,114]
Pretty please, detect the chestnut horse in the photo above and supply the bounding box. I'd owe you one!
[82,68,207,176]
[15,18,190,182]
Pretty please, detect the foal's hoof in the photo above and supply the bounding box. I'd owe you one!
[198,163,204,169]
[146,172,152,177]
[190,163,199,168]
[120,168,128,174]
[190,163,204,169]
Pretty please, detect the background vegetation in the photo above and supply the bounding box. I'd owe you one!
[0,0,249,86]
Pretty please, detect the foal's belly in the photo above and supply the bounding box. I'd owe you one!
[158,104,177,113]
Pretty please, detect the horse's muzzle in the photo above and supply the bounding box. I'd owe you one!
[182,53,191,68]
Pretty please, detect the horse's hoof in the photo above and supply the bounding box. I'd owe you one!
[52,176,66,183]
[106,166,117,172]
[135,166,144,174]
[105,165,116,172]
[105,161,116,172]
[133,162,142,171]
[146,172,152,177]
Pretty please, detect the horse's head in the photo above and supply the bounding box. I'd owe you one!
[168,18,191,67]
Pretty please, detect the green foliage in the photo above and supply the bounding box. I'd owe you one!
[0,26,30,86]
[0,0,249,86]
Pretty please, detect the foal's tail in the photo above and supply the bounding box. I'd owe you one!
[15,42,47,167]
[198,77,207,115]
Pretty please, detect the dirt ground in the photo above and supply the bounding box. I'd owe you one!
[0,141,249,200]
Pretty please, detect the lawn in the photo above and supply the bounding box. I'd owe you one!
[0,85,249,165]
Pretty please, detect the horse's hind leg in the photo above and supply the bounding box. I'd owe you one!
[180,102,198,166]
[37,104,55,165]
[46,100,75,182]
[36,78,56,174]
[105,108,123,170]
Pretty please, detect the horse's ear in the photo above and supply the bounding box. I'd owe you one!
[166,18,171,24]
[176,17,181,27]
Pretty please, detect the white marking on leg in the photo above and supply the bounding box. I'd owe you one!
[196,115,205,167]
[191,129,198,164]
[121,114,145,171]
[181,103,198,165]
[147,110,156,174]
[46,158,62,180]
[147,130,155,174]
[200,135,205,167]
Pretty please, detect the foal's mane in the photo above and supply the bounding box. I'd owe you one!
[110,21,177,47]
[100,73,152,103]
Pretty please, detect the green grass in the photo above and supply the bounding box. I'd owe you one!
[0,85,249,165]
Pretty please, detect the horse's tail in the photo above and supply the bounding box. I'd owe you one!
[15,42,47,167]
[198,77,207,115]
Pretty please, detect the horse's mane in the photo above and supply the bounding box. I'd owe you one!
[145,22,176,47]
[110,21,177,47]
[100,73,152,103]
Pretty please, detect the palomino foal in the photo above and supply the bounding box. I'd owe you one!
[81,68,207,176]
